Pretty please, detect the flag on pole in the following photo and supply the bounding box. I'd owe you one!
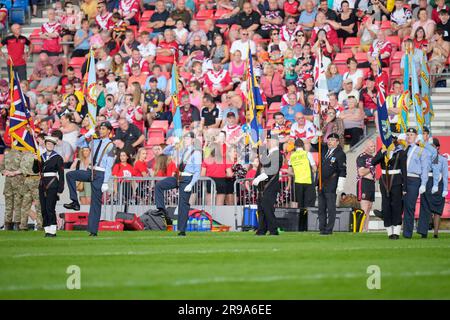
[411,52,424,136]
[397,50,412,133]
[85,49,97,128]
[8,70,39,155]
[375,56,395,161]
[420,50,433,135]
[170,63,183,138]
[312,47,329,143]
[246,50,264,147]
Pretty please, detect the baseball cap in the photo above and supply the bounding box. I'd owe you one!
[226,111,236,118]
[149,77,158,83]
[344,78,353,84]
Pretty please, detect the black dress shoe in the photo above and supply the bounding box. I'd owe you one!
[89,233,97,237]
[394,235,400,240]
[389,235,395,240]
[269,231,279,236]
[45,233,56,238]
[373,209,384,219]
[178,231,186,236]
[164,216,173,226]
[63,202,80,211]
[433,234,438,238]
[420,234,427,239]
[319,231,328,235]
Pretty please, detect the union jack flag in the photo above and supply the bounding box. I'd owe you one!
[9,72,38,154]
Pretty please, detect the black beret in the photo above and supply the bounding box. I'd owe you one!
[423,126,430,134]
[327,133,340,140]
[99,121,113,130]
[433,138,440,147]
[407,127,417,134]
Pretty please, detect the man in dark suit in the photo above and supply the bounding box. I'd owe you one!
[317,133,347,235]
[252,136,284,236]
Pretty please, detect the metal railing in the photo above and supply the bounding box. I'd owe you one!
[102,176,216,220]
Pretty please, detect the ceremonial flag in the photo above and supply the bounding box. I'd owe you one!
[411,53,424,135]
[8,70,38,155]
[246,50,264,147]
[170,63,183,138]
[85,49,97,128]
[312,47,329,140]
[420,51,433,135]
[397,50,412,133]
[375,56,394,160]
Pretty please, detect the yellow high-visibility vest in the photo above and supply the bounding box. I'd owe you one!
[290,149,312,184]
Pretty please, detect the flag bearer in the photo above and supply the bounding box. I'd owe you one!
[32,136,64,237]
[372,136,407,239]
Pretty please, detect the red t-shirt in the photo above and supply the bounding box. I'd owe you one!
[202,157,232,178]
[154,160,177,177]
[96,12,114,30]
[156,40,178,65]
[284,1,300,16]
[112,163,137,178]
[134,160,148,176]
[1,35,30,66]
[120,0,140,22]
[0,8,7,27]
[41,22,62,53]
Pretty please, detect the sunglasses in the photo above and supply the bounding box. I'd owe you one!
[272,33,279,35]
[242,33,249,36]
[297,34,305,37]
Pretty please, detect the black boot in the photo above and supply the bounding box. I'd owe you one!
[373,209,384,219]
[13,222,20,231]
[4,222,13,230]
[63,202,80,211]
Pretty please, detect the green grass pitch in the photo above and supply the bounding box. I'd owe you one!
[0,231,449,299]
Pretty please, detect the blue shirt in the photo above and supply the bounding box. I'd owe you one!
[164,144,202,187]
[406,144,431,186]
[77,136,115,184]
[74,29,92,51]
[298,9,317,30]
[327,74,343,94]
[432,154,448,192]
[281,103,304,122]
[144,75,168,92]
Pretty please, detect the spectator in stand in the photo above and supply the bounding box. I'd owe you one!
[281,93,305,122]
[411,8,436,39]
[51,129,74,168]
[343,57,363,90]
[339,78,360,107]
[230,28,256,59]
[216,2,261,42]
[258,0,285,39]
[310,11,340,54]
[138,31,156,65]
[186,36,210,66]
[390,0,413,40]
[427,29,450,85]
[412,0,433,21]
[201,94,222,130]
[166,0,192,27]
[229,50,246,84]
[111,12,129,41]
[204,58,233,101]
[112,150,136,203]
[60,113,80,152]
[386,80,402,133]
[60,3,80,58]
[80,0,98,20]
[126,49,150,76]
[147,1,169,39]
[413,26,429,49]
[58,67,79,94]
[144,65,168,91]
[70,147,92,205]
[359,76,378,117]
[36,65,61,98]
[133,148,149,177]
[21,80,37,109]
[281,16,303,44]
[290,112,316,144]
[340,96,365,147]
[72,19,91,58]
[353,15,379,54]
[0,24,33,81]
[260,63,285,105]
[298,0,317,35]
[40,9,63,57]
[222,112,243,146]
[151,151,177,177]
[155,29,179,71]
[144,78,167,128]
[359,30,392,68]
[284,0,300,18]
[366,0,390,23]
[335,1,358,41]
[356,139,376,232]
[96,1,114,30]
[271,112,292,144]
[114,117,145,156]
[209,34,230,66]
[187,20,208,47]
[318,0,337,21]
[326,63,343,94]
[118,0,141,26]
[119,29,140,63]
[179,94,201,130]
[128,63,148,87]
[111,54,127,78]
[322,107,345,147]
[0,4,7,32]
[432,0,448,24]
[188,80,203,111]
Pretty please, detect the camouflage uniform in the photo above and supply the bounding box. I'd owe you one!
[20,151,42,230]
[0,149,24,229]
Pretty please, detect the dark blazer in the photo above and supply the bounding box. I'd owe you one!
[371,148,407,192]
[318,145,347,193]
[33,152,65,193]
[257,146,283,192]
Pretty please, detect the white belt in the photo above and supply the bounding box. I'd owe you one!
[89,166,105,172]
[382,169,401,174]
[43,172,58,177]
[407,173,420,178]
[180,172,193,177]
[428,172,442,180]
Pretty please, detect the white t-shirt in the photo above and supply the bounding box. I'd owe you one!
[138,42,156,58]
[361,24,379,44]
[230,39,256,58]
[290,120,316,141]
[343,70,363,88]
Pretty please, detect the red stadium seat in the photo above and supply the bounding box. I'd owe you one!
[387,36,400,51]
[69,57,86,67]
[337,64,349,74]
[146,129,165,146]
[355,52,368,63]
[380,20,391,31]
[266,118,275,127]
[269,102,281,111]
[195,9,214,20]
[343,37,360,51]
[138,26,153,33]
[214,9,231,18]
[151,120,169,133]
[141,10,154,23]
[333,52,352,63]
[391,51,404,62]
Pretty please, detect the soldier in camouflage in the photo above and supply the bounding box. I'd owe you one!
[0,148,24,230]
[20,150,42,230]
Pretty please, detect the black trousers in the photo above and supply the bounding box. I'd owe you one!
[294,183,316,231]
[8,65,27,82]
[266,95,282,106]
[344,127,364,147]
[71,49,90,58]
[39,184,58,228]
[379,181,403,227]
[257,179,280,234]
[318,192,337,233]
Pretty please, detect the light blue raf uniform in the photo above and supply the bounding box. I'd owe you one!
[403,131,431,239]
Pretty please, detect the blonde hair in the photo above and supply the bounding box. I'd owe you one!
[326,63,338,78]
[135,147,147,164]
[283,48,294,58]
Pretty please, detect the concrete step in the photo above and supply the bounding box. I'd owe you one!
[429,95,450,102]
[432,87,450,94]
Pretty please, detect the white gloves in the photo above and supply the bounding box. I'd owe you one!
[252,172,268,186]
[442,191,448,198]
[85,128,95,138]
[101,183,109,193]
[419,185,426,194]
[316,130,323,137]
[432,186,439,194]
[184,184,192,192]
[337,177,346,192]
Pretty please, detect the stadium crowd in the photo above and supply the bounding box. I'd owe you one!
[0,0,449,234]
